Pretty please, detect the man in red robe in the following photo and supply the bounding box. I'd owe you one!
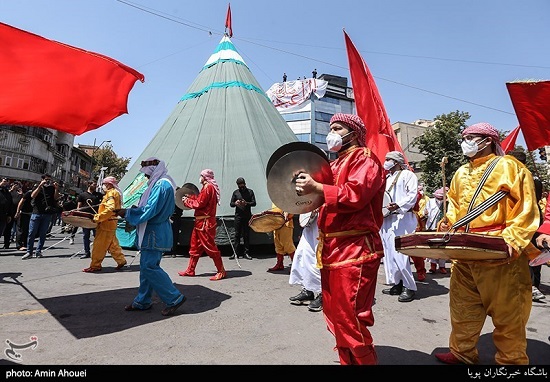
[295,113,386,365]
[178,169,226,281]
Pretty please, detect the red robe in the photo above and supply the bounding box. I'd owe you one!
[317,145,385,365]
[184,183,220,258]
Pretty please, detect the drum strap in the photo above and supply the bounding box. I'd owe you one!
[451,157,508,232]
[315,229,371,269]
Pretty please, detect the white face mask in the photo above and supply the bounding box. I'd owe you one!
[199,176,203,184]
[102,185,108,192]
[326,131,353,152]
[461,137,487,157]
[383,160,396,171]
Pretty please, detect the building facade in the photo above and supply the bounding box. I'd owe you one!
[0,125,93,194]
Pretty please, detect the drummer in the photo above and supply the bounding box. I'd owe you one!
[294,113,385,365]
[434,122,540,365]
[82,176,127,273]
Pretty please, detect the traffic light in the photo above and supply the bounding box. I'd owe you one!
[538,147,547,161]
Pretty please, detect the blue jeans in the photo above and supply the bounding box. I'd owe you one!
[27,213,53,255]
[132,249,184,309]
[82,227,95,255]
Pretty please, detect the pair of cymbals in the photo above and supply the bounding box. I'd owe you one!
[175,183,200,210]
[266,141,331,215]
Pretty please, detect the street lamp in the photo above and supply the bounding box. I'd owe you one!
[91,138,111,180]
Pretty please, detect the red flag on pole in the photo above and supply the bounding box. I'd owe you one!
[0,22,144,136]
[343,29,407,165]
[225,3,233,38]
[506,80,550,151]
[501,125,521,153]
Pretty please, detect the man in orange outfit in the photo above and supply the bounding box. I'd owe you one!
[178,169,226,281]
[267,203,295,272]
[295,113,385,365]
[83,176,126,272]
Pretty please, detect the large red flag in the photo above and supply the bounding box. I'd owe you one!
[225,3,233,38]
[0,22,144,136]
[343,29,406,164]
[506,80,550,151]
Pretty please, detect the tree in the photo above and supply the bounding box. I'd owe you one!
[92,144,131,181]
[412,110,470,194]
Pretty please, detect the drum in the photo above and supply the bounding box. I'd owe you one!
[394,231,508,261]
[61,211,97,229]
[382,191,392,217]
[248,211,286,233]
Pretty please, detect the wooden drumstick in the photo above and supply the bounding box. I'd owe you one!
[86,199,99,214]
[440,157,448,220]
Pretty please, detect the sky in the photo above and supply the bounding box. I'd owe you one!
[2,0,549,167]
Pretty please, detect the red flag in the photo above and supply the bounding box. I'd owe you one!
[0,22,144,136]
[343,29,407,165]
[501,125,521,153]
[225,3,233,38]
[506,80,550,151]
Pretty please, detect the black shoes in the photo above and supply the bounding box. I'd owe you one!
[243,253,252,260]
[308,294,323,312]
[289,289,315,305]
[161,296,187,316]
[398,287,415,302]
[228,255,236,260]
[382,281,403,295]
[80,253,91,259]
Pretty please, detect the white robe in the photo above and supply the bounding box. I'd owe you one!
[289,211,321,294]
[424,197,446,267]
[381,169,419,290]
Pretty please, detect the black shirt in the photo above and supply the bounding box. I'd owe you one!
[77,190,103,214]
[229,187,256,218]
[31,185,57,214]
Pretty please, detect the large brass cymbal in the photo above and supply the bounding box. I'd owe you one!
[266,141,328,179]
[175,183,200,210]
[267,150,332,215]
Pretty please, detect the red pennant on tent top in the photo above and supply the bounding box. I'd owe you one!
[225,3,233,38]
[0,22,145,136]
[343,29,407,166]
[506,80,550,151]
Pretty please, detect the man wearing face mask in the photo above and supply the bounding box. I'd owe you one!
[294,113,385,365]
[380,151,419,302]
[22,174,60,260]
[83,176,126,272]
[229,177,256,260]
[434,122,540,365]
[115,158,186,316]
[178,169,227,281]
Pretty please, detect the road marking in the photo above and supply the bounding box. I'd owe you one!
[0,309,48,317]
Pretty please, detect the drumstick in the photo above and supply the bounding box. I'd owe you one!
[86,199,99,214]
[440,157,448,220]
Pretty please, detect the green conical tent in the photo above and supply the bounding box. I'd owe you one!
[117,34,297,248]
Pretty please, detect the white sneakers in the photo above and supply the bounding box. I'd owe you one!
[532,286,546,302]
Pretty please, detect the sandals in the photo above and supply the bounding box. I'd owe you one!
[178,270,195,277]
[161,296,187,316]
[209,270,226,281]
[82,267,102,273]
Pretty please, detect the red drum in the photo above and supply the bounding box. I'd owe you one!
[394,232,508,261]
[248,211,286,233]
[61,211,97,229]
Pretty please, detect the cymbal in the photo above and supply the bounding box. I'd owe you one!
[266,141,328,179]
[267,149,332,215]
[175,183,200,210]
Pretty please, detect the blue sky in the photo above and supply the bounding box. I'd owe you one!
[2,0,549,166]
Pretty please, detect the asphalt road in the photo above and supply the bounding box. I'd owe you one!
[0,225,548,369]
